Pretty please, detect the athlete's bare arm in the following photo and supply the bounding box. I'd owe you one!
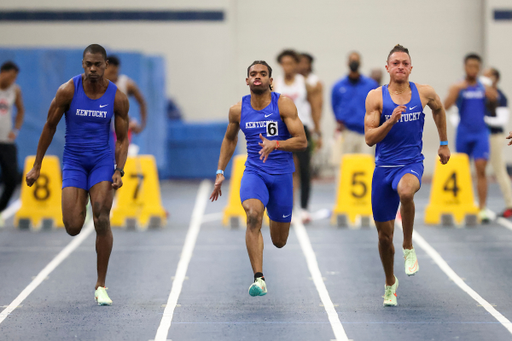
[26,80,75,187]
[364,88,405,146]
[210,102,241,201]
[112,89,130,190]
[418,84,450,164]
[308,81,323,147]
[126,80,147,133]
[444,81,466,110]
[10,86,25,141]
[258,96,307,163]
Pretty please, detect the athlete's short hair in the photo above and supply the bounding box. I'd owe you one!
[247,60,272,78]
[83,44,107,60]
[277,49,300,64]
[300,53,314,64]
[464,53,482,64]
[387,44,411,62]
[0,61,19,73]
[107,55,120,67]
[490,67,500,81]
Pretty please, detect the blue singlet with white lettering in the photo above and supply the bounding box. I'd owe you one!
[375,82,425,166]
[64,75,117,155]
[456,82,487,133]
[240,92,295,174]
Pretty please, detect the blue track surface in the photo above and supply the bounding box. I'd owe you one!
[1,180,512,340]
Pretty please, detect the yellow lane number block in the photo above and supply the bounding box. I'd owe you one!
[111,155,167,229]
[424,153,479,225]
[222,154,247,228]
[15,155,63,230]
[331,154,374,227]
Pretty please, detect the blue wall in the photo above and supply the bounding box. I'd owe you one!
[0,48,167,173]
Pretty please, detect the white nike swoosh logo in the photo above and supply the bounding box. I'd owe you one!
[265,113,273,117]
[409,106,417,110]
[283,214,291,218]
[100,104,108,108]
[411,170,419,175]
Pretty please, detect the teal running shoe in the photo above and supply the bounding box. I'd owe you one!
[383,276,398,307]
[95,286,112,306]
[248,277,267,297]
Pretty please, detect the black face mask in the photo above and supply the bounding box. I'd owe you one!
[349,60,360,72]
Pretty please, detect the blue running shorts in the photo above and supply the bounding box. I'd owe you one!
[456,127,489,161]
[62,150,115,191]
[371,162,424,222]
[240,168,293,223]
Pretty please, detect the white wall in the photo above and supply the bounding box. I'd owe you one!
[0,0,486,175]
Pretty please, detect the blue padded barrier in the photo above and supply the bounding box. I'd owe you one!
[0,48,167,175]
[165,120,233,179]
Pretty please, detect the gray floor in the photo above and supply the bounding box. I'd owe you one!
[1,180,512,340]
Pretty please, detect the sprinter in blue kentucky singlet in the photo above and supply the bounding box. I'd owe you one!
[365,45,450,306]
[444,53,497,222]
[210,60,307,297]
[26,45,130,306]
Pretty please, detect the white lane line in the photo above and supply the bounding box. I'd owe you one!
[0,220,94,324]
[154,180,212,341]
[1,199,21,220]
[496,217,512,232]
[397,220,512,335]
[293,220,350,341]
[201,212,223,223]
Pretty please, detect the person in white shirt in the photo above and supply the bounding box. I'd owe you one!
[274,50,319,224]
[0,61,24,226]
[482,68,512,218]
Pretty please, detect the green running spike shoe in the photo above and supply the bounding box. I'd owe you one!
[383,276,398,307]
[248,277,267,297]
[403,247,419,276]
[95,286,112,306]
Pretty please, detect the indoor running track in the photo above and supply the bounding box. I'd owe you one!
[1,180,512,341]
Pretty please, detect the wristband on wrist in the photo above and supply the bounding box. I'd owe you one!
[275,140,280,150]
[440,141,448,146]
[115,168,125,177]
[12,129,19,136]
[216,169,224,175]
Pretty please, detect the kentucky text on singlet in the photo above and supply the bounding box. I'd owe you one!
[64,75,117,154]
[375,82,425,167]
[240,92,295,174]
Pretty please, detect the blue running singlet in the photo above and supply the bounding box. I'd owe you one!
[375,82,425,166]
[62,75,117,190]
[456,82,487,133]
[240,92,295,174]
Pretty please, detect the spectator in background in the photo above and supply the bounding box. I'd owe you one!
[298,53,323,150]
[482,67,512,218]
[370,68,384,86]
[331,51,378,156]
[105,55,147,135]
[274,50,318,224]
[444,53,497,223]
[0,61,24,227]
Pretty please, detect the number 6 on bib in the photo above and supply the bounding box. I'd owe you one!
[266,121,278,136]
